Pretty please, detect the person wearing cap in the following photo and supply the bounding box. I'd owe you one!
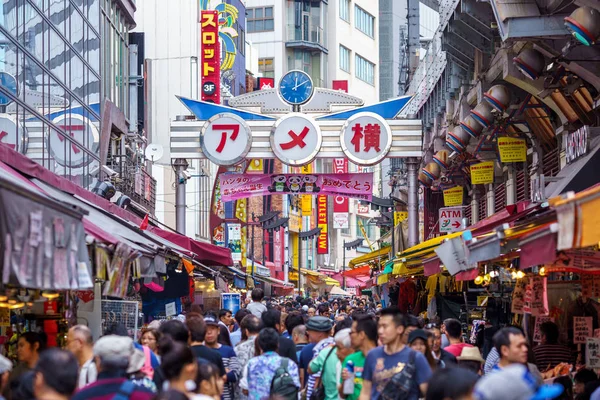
[66,325,97,388]
[185,313,227,379]
[408,329,437,371]
[473,363,564,400]
[71,335,154,400]
[0,354,12,400]
[301,316,334,398]
[360,308,432,400]
[203,314,240,400]
[424,323,457,368]
[457,346,485,375]
[32,348,79,400]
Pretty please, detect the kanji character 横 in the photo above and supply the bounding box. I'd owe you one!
[351,123,363,152]
[212,124,240,153]
[280,126,309,150]
[363,123,381,152]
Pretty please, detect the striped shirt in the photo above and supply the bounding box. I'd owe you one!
[533,344,573,370]
[215,345,241,400]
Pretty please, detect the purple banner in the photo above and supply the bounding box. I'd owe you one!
[219,173,373,202]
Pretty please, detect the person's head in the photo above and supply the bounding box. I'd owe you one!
[285,312,305,335]
[425,323,442,353]
[66,325,93,360]
[306,316,334,343]
[351,315,378,350]
[158,337,198,384]
[11,371,35,400]
[426,366,479,400]
[334,328,354,362]
[457,347,486,375]
[307,307,316,317]
[334,317,353,334]
[574,368,597,395]
[195,361,224,397]
[139,328,160,352]
[474,364,563,400]
[408,329,430,355]
[317,304,330,318]
[493,327,528,365]
[553,375,573,400]
[219,309,234,326]
[93,335,136,374]
[332,302,339,311]
[18,332,45,366]
[257,328,280,354]
[153,390,190,400]
[378,308,405,346]
[159,319,190,344]
[292,325,308,345]
[235,309,250,326]
[241,314,263,338]
[203,315,221,346]
[402,315,420,344]
[539,321,560,345]
[262,309,284,333]
[186,312,207,344]
[33,348,78,400]
[443,318,462,341]
[251,288,265,302]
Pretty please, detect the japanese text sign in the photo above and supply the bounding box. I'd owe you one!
[317,195,328,255]
[439,207,463,233]
[218,173,373,202]
[498,137,527,163]
[470,161,495,184]
[333,158,349,229]
[340,112,393,166]
[443,186,463,207]
[512,277,528,314]
[529,276,549,317]
[271,114,322,167]
[301,163,313,216]
[533,316,554,343]
[200,11,220,103]
[587,338,600,369]
[201,113,252,165]
[574,316,593,344]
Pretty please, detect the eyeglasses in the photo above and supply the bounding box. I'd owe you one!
[425,323,439,329]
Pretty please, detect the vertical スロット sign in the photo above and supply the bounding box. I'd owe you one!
[201,11,221,103]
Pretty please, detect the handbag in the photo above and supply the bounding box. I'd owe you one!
[379,349,417,400]
[309,347,336,400]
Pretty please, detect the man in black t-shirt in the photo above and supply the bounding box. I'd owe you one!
[186,312,227,376]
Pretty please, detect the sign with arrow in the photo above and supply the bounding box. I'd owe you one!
[439,207,464,233]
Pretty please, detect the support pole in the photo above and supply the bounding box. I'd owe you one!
[407,157,419,247]
[342,239,346,290]
[174,158,189,234]
[298,237,302,296]
[251,219,255,279]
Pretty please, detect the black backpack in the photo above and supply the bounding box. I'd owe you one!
[270,358,299,400]
[380,349,417,400]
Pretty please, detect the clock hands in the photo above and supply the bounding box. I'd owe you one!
[292,80,310,91]
[293,77,298,91]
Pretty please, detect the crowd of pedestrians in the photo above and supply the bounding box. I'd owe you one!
[0,288,591,400]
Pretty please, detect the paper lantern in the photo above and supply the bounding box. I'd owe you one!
[418,170,433,187]
[423,162,441,181]
[433,150,450,170]
[513,48,545,80]
[484,85,511,112]
[446,126,470,153]
[470,102,494,128]
[460,115,484,139]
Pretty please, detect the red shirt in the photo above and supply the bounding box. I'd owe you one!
[444,343,474,357]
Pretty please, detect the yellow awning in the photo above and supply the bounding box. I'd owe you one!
[294,267,340,286]
[549,185,600,249]
[377,273,390,285]
[323,277,341,287]
[349,246,391,268]
[394,232,463,263]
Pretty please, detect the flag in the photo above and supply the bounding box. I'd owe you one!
[140,214,149,230]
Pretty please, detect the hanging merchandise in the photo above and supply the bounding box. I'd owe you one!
[103,243,139,298]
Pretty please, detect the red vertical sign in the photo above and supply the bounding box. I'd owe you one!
[201,11,221,103]
[332,80,349,92]
[333,158,349,213]
[317,195,328,254]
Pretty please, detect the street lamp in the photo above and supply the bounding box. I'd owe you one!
[343,238,363,290]
[298,227,321,296]
[250,211,279,279]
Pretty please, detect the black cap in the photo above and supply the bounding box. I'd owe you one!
[408,329,429,344]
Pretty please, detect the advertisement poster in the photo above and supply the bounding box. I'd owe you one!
[333,159,350,229]
[227,224,242,262]
[470,161,495,184]
[219,173,373,202]
[221,293,241,315]
[498,137,527,163]
[200,10,221,103]
[317,195,328,254]
[443,186,463,207]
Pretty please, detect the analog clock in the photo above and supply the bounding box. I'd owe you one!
[278,70,314,106]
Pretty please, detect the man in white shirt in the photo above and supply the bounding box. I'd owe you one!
[65,325,97,388]
[246,288,267,318]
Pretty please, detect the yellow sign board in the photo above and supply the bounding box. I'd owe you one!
[289,272,299,281]
[301,163,313,215]
[470,161,495,184]
[443,186,463,207]
[394,211,408,226]
[289,211,301,232]
[477,296,489,306]
[498,137,527,163]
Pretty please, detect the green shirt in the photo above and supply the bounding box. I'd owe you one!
[339,351,366,400]
[309,345,339,400]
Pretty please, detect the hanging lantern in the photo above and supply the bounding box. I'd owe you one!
[446,126,471,153]
[513,48,545,80]
[423,162,441,181]
[432,150,450,170]
[418,170,433,187]
[484,85,512,113]
[460,115,484,139]
[470,102,494,128]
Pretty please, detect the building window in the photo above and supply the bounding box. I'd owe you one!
[339,45,350,72]
[247,7,274,32]
[259,58,274,78]
[355,54,375,85]
[355,6,375,38]
[356,217,376,240]
[339,0,350,22]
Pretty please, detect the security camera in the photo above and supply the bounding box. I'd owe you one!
[101,165,118,178]
[179,170,192,184]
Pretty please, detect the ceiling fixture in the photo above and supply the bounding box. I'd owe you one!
[484,85,512,113]
[565,6,600,46]
[460,115,484,138]
[513,48,546,80]
[470,102,495,128]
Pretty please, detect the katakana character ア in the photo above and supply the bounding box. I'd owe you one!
[57,125,83,154]
[363,123,381,152]
[351,123,363,152]
[280,127,309,150]
[213,124,240,153]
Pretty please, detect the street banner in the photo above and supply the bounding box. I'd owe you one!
[443,186,463,207]
[394,211,408,226]
[333,158,350,229]
[219,173,373,202]
[498,137,527,163]
[301,163,313,216]
[317,195,328,254]
[226,223,242,261]
[470,161,495,184]
[200,11,220,103]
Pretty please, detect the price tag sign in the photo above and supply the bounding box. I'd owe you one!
[587,338,600,369]
[443,186,463,206]
[575,316,593,344]
[165,302,177,317]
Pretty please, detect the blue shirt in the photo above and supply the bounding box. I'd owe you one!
[246,351,300,400]
[362,346,432,400]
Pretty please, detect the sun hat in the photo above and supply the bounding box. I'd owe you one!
[457,346,485,363]
[474,364,564,400]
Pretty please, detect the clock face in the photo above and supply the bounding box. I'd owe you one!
[279,70,314,106]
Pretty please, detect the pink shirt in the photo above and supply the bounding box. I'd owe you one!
[444,343,474,357]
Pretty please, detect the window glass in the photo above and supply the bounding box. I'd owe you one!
[355,5,374,38]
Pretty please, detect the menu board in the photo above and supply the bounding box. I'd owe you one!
[574,316,593,344]
[587,338,600,369]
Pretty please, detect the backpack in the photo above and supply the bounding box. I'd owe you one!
[380,349,417,400]
[270,358,299,400]
[140,345,154,379]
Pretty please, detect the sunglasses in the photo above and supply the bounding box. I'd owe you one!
[425,323,439,329]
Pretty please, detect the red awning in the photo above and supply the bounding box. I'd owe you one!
[342,265,371,278]
[470,201,537,237]
[331,273,368,287]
